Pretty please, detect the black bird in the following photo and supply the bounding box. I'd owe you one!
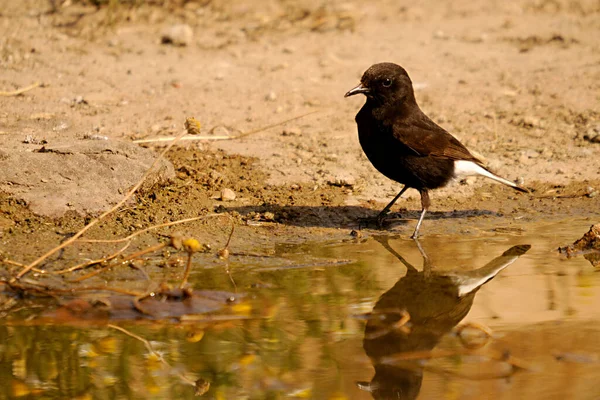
[345,62,528,238]
[359,238,531,399]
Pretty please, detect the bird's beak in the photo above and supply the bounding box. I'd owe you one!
[344,83,370,97]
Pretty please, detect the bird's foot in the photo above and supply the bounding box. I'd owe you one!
[376,212,388,229]
[357,211,391,230]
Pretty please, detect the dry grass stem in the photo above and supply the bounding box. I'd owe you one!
[179,252,194,289]
[50,241,132,275]
[132,135,231,144]
[121,242,167,262]
[0,82,42,96]
[109,324,197,386]
[78,215,219,243]
[133,110,319,144]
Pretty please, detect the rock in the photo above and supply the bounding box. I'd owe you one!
[583,132,600,144]
[262,212,275,221]
[304,99,321,107]
[0,140,175,217]
[433,30,448,40]
[350,229,362,238]
[559,224,600,267]
[220,188,236,201]
[281,128,300,136]
[265,91,277,102]
[519,116,543,129]
[161,24,193,46]
[518,153,534,165]
[461,176,477,186]
[328,174,356,188]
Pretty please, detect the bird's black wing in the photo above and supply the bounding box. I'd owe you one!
[392,114,483,164]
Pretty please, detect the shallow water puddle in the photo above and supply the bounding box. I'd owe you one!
[1,219,600,399]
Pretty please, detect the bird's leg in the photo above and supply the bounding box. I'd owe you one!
[411,190,430,239]
[413,237,432,278]
[376,185,408,228]
[372,235,418,272]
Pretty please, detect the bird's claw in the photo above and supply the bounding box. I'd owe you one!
[357,211,391,230]
[376,213,387,229]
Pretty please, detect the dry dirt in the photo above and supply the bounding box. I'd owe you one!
[1,0,600,265]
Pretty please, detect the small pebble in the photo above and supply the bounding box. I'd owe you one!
[265,91,277,101]
[433,30,448,39]
[263,212,275,221]
[220,188,236,201]
[161,24,193,46]
[217,248,230,260]
[586,186,598,198]
[329,175,356,188]
[461,176,477,186]
[282,128,300,136]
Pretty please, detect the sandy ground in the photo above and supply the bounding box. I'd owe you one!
[1,0,600,262]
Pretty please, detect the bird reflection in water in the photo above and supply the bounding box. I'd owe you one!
[358,238,531,399]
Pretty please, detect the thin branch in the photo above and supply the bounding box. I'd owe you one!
[1,280,145,297]
[78,214,220,243]
[108,324,197,386]
[132,135,231,144]
[120,242,167,263]
[234,110,319,139]
[132,110,319,144]
[50,241,132,275]
[68,263,116,283]
[179,252,194,289]
[1,258,46,274]
[0,82,42,96]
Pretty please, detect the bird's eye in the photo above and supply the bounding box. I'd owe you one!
[382,78,392,87]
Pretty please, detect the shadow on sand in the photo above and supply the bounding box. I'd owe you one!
[224,204,501,230]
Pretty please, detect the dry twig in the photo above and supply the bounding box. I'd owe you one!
[78,215,219,243]
[108,324,199,387]
[133,110,319,144]
[50,241,132,275]
[0,82,42,96]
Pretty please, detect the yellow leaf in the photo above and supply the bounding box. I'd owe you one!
[11,380,30,397]
[239,354,256,366]
[186,330,205,343]
[231,302,252,315]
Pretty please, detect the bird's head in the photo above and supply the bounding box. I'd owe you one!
[345,62,415,107]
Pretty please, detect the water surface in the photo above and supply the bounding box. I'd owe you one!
[1,219,599,399]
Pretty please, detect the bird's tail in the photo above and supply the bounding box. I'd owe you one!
[454,160,529,193]
[453,244,531,296]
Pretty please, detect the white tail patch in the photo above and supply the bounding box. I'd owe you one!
[454,160,519,189]
[455,254,522,296]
